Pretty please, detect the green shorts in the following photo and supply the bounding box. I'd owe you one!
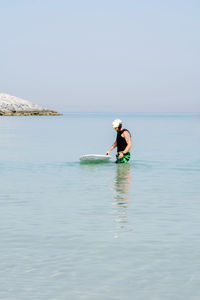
[116,152,130,164]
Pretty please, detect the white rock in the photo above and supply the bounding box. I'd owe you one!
[0,93,45,112]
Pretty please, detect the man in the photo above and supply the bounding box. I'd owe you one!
[106,119,132,163]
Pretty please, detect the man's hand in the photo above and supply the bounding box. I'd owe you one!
[118,152,124,159]
[106,150,110,155]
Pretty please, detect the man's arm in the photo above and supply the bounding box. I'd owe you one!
[106,141,117,155]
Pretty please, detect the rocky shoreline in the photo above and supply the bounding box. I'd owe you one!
[0,110,62,116]
[0,93,62,116]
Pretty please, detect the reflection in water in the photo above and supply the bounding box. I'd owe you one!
[113,164,132,238]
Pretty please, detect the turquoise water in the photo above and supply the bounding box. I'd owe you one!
[0,113,200,300]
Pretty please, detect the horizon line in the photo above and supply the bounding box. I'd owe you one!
[59,111,200,114]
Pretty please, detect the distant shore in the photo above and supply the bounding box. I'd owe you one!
[0,93,62,116]
[0,110,62,116]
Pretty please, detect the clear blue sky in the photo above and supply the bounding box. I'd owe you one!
[1,0,199,112]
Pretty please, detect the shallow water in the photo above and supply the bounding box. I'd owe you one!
[0,113,200,299]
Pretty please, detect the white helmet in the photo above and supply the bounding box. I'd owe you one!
[112,119,122,128]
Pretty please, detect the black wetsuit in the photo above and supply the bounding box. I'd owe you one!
[116,129,130,152]
[116,129,131,163]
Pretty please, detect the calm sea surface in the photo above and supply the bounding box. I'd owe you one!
[0,113,200,300]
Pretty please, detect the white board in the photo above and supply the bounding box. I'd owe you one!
[80,154,111,162]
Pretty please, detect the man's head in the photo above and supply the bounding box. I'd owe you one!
[112,119,122,131]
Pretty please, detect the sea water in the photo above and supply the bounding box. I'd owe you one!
[0,113,199,300]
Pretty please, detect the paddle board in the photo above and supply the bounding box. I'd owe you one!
[80,154,111,163]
